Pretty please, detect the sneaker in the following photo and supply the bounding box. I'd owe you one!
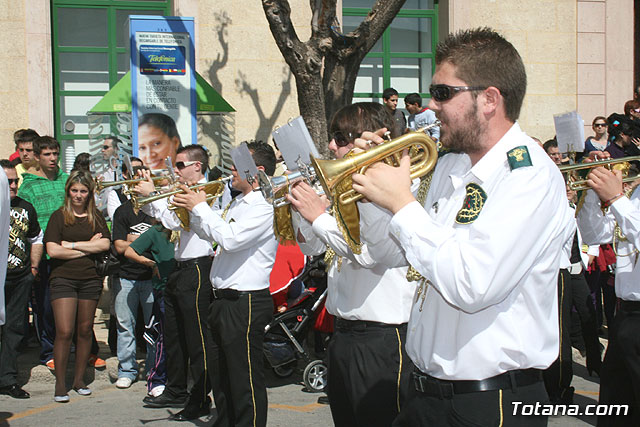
[88,355,106,368]
[45,359,55,370]
[148,385,165,397]
[115,377,133,389]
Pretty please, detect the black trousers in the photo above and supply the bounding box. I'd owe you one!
[208,289,273,427]
[0,273,33,387]
[597,303,640,427]
[393,375,548,427]
[328,319,413,427]
[163,259,213,407]
[544,269,601,401]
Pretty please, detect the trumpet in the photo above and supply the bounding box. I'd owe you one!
[559,156,640,190]
[95,175,172,193]
[257,164,324,208]
[312,125,439,205]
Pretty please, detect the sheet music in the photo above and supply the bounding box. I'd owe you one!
[554,111,585,153]
[231,142,258,180]
[272,116,320,171]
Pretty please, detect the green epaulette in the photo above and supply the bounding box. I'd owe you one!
[507,146,532,170]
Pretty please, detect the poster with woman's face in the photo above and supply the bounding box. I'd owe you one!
[130,17,197,171]
[137,113,182,170]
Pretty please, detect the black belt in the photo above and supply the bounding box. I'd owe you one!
[211,288,270,300]
[413,368,542,398]
[620,300,640,312]
[175,256,212,270]
[335,318,406,332]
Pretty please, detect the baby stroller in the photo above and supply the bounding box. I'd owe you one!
[264,256,328,393]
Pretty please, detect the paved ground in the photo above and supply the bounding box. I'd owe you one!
[0,313,606,426]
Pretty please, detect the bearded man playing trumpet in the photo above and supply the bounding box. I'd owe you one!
[350,28,574,426]
[133,144,220,421]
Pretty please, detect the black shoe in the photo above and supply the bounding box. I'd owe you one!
[143,393,187,408]
[0,384,30,399]
[169,405,210,421]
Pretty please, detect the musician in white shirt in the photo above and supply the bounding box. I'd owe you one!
[135,145,215,421]
[288,102,416,427]
[173,141,278,427]
[351,28,574,426]
[578,169,640,427]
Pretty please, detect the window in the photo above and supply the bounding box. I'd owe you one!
[52,0,170,169]
[343,0,437,108]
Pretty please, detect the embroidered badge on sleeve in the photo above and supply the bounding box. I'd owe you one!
[455,183,487,224]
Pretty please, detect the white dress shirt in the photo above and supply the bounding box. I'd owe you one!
[143,178,215,261]
[292,210,415,324]
[360,123,575,380]
[190,189,277,291]
[578,188,640,301]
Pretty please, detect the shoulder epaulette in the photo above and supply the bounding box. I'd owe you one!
[506,146,532,171]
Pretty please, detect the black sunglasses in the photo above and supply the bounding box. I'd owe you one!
[331,131,359,147]
[7,178,18,185]
[102,145,111,150]
[594,123,607,128]
[429,84,487,102]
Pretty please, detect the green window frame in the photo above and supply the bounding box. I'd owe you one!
[343,3,438,102]
[51,0,171,144]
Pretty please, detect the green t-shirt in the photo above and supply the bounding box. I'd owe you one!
[129,224,175,290]
[17,169,68,232]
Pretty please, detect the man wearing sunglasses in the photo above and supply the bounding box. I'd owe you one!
[134,144,221,421]
[352,28,574,426]
[0,159,42,399]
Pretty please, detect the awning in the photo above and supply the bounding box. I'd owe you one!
[88,71,235,114]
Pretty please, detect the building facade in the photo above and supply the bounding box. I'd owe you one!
[0,0,636,167]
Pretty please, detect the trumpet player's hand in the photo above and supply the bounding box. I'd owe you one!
[352,129,388,154]
[171,184,207,212]
[587,167,624,203]
[351,151,415,214]
[586,150,610,162]
[287,181,329,223]
[133,169,156,196]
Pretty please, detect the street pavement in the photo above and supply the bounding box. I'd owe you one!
[0,314,605,426]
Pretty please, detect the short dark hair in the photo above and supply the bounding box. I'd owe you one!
[543,139,558,153]
[14,129,39,147]
[592,116,607,126]
[177,144,210,173]
[104,135,122,149]
[33,136,60,156]
[139,113,181,144]
[122,156,142,176]
[404,93,422,107]
[382,88,399,100]
[623,99,640,117]
[72,152,91,172]
[330,102,398,142]
[0,159,14,170]
[245,140,276,176]
[436,27,527,122]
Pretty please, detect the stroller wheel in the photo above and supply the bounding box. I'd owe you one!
[303,360,327,393]
[273,361,296,378]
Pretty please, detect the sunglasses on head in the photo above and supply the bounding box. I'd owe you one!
[331,131,359,147]
[7,178,18,185]
[429,84,488,102]
[175,160,200,170]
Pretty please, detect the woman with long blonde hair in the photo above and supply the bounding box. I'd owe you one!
[44,170,110,402]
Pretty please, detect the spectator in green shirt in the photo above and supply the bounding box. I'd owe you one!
[126,223,175,397]
[17,136,68,367]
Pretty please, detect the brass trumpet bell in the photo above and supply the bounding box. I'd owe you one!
[559,155,640,191]
[311,129,439,205]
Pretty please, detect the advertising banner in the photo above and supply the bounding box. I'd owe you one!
[130,16,196,170]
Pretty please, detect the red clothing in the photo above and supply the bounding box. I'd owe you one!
[269,243,305,309]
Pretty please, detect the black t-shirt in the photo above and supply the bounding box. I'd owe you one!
[112,200,154,280]
[44,208,111,281]
[7,196,41,278]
